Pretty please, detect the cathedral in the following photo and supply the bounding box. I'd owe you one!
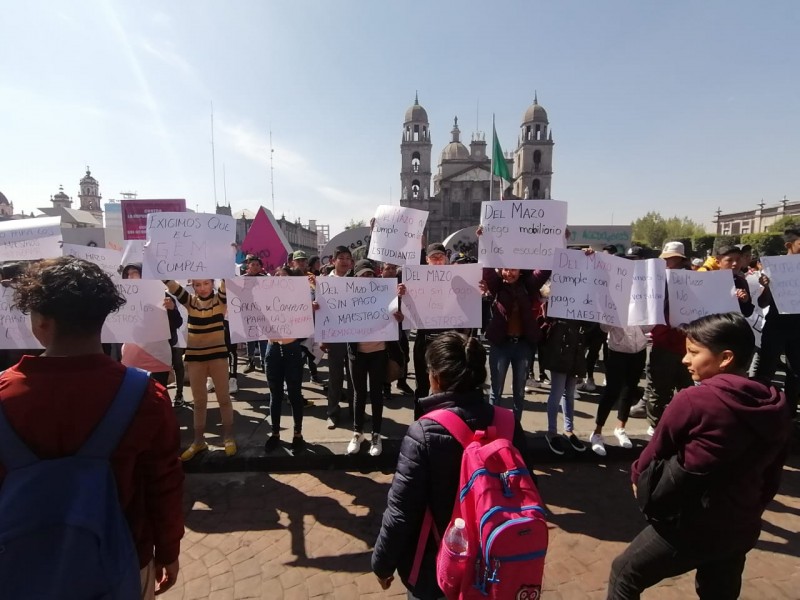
[399,94,554,243]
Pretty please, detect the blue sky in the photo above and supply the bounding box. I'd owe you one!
[1,1,798,236]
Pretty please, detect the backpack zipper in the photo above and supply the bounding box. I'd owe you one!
[478,504,546,533]
[459,467,530,501]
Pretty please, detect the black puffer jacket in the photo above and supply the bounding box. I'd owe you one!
[371,389,529,599]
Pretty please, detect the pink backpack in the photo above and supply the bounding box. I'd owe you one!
[409,407,548,599]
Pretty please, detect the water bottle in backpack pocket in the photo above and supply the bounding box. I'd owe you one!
[436,518,471,597]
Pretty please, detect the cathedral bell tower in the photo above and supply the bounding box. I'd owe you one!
[513,94,554,199]
[78,166,104,221]
[399,93,432,208]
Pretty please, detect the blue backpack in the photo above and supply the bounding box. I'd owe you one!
[0,367,150,599]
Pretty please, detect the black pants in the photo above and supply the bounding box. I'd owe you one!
[399,330,410,384]
[171,347,185,398]
[303,345,319,378]
[585,327,608,379]
[350,351,386,434]
[646,346,694,428]
[267,341,304,434]
[326,342,351,419]
[608,525,746,599]
[596,349,646,427]
[756,321,800,419]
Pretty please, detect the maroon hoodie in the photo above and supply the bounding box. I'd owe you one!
[632,374,791,551]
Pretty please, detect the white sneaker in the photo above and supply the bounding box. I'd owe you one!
[590,433,607,456]
[614,427,633,449]
[579,378,596,392]
[206,378,215,392]
[647,425,655,437]
[369,434,383,457]
[228,377,239,394]
[346,432,364,455]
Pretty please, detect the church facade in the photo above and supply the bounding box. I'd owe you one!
[400,94,554,243]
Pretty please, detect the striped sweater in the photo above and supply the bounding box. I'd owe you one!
[166,280,228,362]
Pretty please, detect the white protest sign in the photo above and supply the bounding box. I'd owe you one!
[628,259,667,326]
[0,284,43,350]
[760,256,800,314]
[547,249,633,326]
[315,277,400,343]
[478,200,567,269]
[142,212,235,279]
[667,269,739,327]
[367,205,428,265]
[0,217,63,261]
[62,244,123,279]
[225,276,314,342]
[400,264,483,330]
[101,280,170,343]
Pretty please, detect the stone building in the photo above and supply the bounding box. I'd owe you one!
[399,94,555,242]
[0,191,14,219]
[715,196,800,235]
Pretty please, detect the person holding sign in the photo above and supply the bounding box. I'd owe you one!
[264,266,310,454]
[165,278,236,460]
[755,228,800,423]
[120,264,183,393]
[608,313,791,599]
[480,266,550,422]
[345,260,404,458]
[697,245,754,317]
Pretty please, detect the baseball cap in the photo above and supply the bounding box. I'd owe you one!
[660,241,686,260]
[735,243,752,253]
[426,243,446,257]
[625,246,645,259]
[353,259,375,277]
[292,250,309,260]
[715,244,741,257]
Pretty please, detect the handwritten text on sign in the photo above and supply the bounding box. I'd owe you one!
[367,205,428,265]
[760,255,800,314]
[628,259,667,326]
[400,264,482,330]
[62,244,123,279]
[315,277,400,343]
[478,200,567,269]
[142,212,235,279]
[547,249,633,326]
[0,217,63,261]
[667,269,739,327]
[101,280,170,344]
[225,276,314,342]
[0,284,42,350]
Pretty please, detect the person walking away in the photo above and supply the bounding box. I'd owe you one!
[607,313,791,599]
[0,257,184,598]
[372,332,530,599]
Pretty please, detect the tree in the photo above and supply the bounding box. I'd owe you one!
[345,218,366,230]
[767,215,800,233]
[631,212,707,250]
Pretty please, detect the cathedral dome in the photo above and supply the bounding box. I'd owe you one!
[523,99,548,124]
[0,191,9,206]
[80,168,98,184]
[404,94,428,123]
[440,141,470,161]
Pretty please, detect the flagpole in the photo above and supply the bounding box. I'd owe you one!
[489,114,495,202]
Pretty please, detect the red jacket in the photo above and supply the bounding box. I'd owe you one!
[0,354,184,567]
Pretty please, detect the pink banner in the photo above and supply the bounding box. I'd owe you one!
[121,199,186,240]
[241,207,293,273]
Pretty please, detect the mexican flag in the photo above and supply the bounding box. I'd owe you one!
[492,123,511,184]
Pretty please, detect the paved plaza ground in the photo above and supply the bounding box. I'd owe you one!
[163,344,799,598]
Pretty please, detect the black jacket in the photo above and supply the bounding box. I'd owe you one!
[371,390,529,599]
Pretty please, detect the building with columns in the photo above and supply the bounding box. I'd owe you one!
[715,196,800,235]
[399,94,555,242]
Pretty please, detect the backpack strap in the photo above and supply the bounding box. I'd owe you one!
[0,371,40,469]
[421,408,475,449]
[492,406,516,442]
[77,367,150,459]
[408,507,442,587]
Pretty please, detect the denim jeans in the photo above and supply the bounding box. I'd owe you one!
[246,340,268,367]
[547,371,577,434]
[488,339,533,420]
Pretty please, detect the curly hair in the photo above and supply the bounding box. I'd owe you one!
[13,257,126,336]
